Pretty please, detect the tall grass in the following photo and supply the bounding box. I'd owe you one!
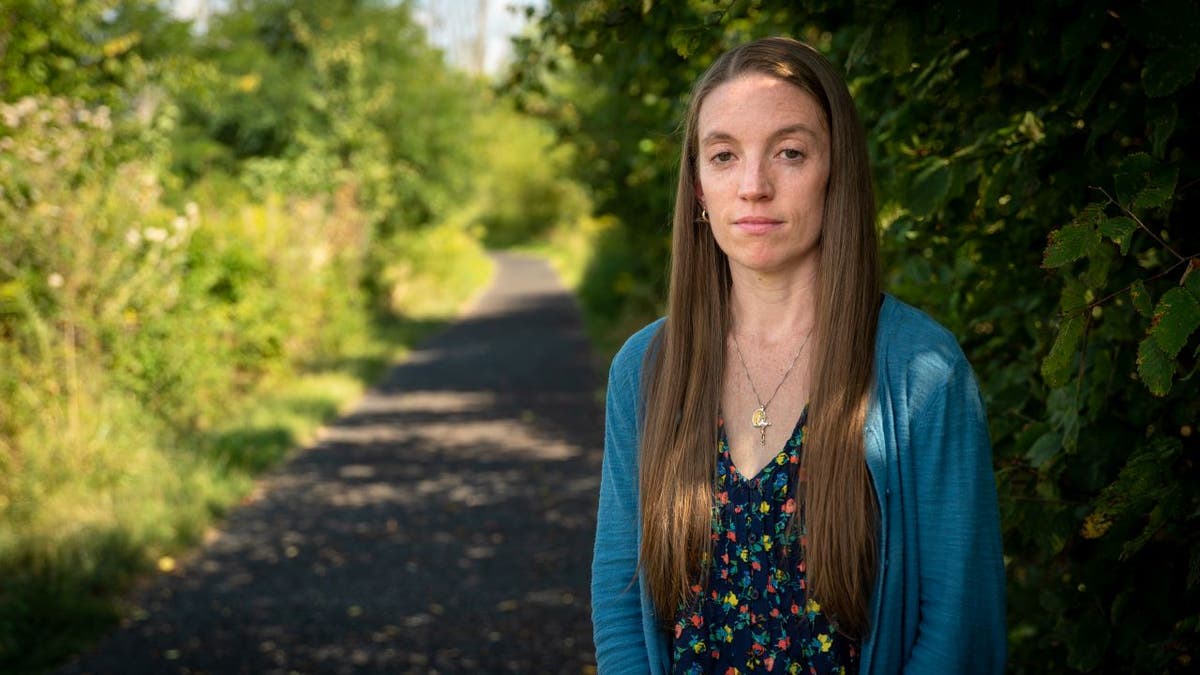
[0,97,491,672]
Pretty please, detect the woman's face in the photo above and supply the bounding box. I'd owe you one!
[695,73,830,280]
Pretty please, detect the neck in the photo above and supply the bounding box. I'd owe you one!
[728,261,818,346]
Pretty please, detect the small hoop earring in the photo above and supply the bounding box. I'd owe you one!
[697,208,709,224]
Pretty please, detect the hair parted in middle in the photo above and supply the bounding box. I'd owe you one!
[638,36,882,637]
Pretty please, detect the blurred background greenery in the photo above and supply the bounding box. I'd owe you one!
[1,0,1197,673]
[0,0,591,670]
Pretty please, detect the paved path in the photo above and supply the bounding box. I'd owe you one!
[59,252,604,675]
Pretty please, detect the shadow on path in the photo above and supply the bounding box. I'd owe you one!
[59,252,604,675]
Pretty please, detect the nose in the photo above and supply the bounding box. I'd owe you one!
[737,157,772,201]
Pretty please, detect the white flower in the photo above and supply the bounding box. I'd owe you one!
[92,105,112,130]
[171,216,188,231]
[126,229,142,246]
[143,227,168,243]
[16,97,37,118]
[47,273,64,288]
[0,97,37,127]
[184,201,199,221]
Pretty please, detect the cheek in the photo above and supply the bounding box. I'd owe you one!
[799,172,829,212]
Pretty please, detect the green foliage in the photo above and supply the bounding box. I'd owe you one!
[0,0,509,670]
[509,0,1199,671]
[468,100,591,247]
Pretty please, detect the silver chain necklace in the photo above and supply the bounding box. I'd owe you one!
[730,330,812,447]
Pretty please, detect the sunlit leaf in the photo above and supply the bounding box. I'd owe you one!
[1081,511,1112,539]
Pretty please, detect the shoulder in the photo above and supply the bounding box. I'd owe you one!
[874,294,977,415]
[608,317,666,389]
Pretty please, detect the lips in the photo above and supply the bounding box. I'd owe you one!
[734,217,783,234]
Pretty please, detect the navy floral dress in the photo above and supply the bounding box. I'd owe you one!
[671,407,859,674]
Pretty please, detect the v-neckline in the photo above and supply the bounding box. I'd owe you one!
[718,405,808,483]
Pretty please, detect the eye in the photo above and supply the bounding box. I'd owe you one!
[711,151,735,164]
[779,148,805,160]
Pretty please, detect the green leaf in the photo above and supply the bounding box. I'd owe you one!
[1061,277,1087,312]
[668,28,698,58]
[1043,223,1099,268]
[1130,279,1154,318]
[1026,432,1062,469]
[1142,46,1200,97]
[1137,335,1174,396]
[1084,243,1114,290]
[1150,286,1200,357]
[1114,152,1178,210]
[1097,216,1136,254]
[908,159,951,218]
[1042,313,1084,387]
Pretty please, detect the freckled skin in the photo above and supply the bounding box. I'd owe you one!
[695,73,831,287]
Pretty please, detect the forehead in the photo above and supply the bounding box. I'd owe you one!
[697,73,827,139]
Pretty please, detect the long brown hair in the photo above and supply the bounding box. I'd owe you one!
[639,36,881,637]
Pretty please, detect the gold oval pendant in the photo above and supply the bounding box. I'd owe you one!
[751,407,770,429]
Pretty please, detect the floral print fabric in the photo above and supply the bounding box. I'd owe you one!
[671,407,858,674]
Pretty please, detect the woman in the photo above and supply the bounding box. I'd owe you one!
[591,37,1006,674]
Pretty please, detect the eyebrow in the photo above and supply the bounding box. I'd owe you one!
[700,123,821,146]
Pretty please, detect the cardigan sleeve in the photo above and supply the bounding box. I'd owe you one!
[903,357,1007,674]
[591,348,651,673]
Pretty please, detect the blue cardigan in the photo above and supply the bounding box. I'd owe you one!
[591,294,1006,673]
